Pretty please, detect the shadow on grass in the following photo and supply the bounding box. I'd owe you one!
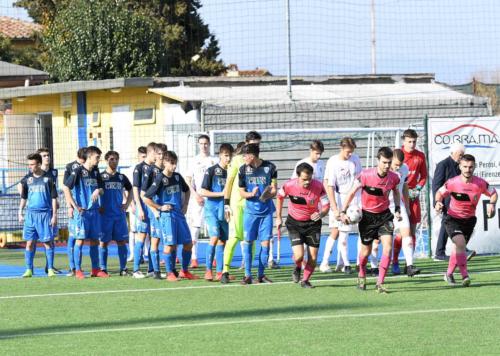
[0,301,382,339]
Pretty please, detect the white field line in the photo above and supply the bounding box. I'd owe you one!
[1,305,500,340]
[1,269,500,300]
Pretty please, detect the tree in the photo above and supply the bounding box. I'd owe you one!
[43,0,167,81]
[16,0,226,76]
[0,35,44,70]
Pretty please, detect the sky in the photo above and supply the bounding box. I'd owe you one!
[2,0,499,84]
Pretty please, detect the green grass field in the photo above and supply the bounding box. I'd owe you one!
[1,249,500,355]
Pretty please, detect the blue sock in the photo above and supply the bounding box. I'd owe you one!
[150,250,159,272]
[259,246,269,278]
[46,247,54,270]
[244,242,253,277]
[89,244,99,270]
[172,248,177,271]
[117,244,128,271]
[181,248,192,271]
[25,249,32,270]
[206,244,216,271]
[133,240,144,272]
[215,245,224,273]
[99,246,108,271]
[67,236,76,270]
[147,244,154,272]
[163,253,173,273]
[74,243,83,270]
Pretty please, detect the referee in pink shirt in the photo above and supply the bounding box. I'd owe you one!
[276,163,330,288]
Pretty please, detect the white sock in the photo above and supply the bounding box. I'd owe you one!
[338,231,350,267]
[190,227,200,259]
[336,246,343,267]
[370,246,379,268]
[144,236,150,257]
[322,237,335,265]
[356,238,362,265]
[402,236,414,266]
[268,238,274,263]
[128,232,135,259]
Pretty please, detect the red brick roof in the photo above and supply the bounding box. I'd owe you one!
[0,16,42,39]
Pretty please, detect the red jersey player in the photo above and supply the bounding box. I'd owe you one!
[392,129,427,275]
[435,154,497,287]
[341,147,401,293]
[276,163,330,288]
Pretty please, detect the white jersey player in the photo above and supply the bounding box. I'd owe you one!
[291,140,326,181]
[185,134,218,268]
[389,148,420,277]
[320,137,362,274]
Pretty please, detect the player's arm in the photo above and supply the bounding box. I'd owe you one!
[179,175,190,215]
[18,179,28,223]
[132,166,145,219]
[483,184,497,218]
[238,166,258,199]
[434,182,450,213]
[340,179,362,223]
[275,185,287,229]
[324,161,339,216]
[63,167,82,213]
[122,176,133,211]
[185,171,203,206]
[50,178,58,226]
[417,153,428,188]
[200,168,222,198]
[392,185,402,221]
[90,171,104,203]
[313,188,331,221]
[143,176,167,218]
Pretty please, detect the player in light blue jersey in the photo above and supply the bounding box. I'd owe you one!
[143,151,197,281]
[63,147,87,276]
[200,143,234,281]
[238,143,278,284]
[140,143,167,279]
[131,142,156,279]
[100,151,133,276]
[63,146,104,279]
[19,153,58,277]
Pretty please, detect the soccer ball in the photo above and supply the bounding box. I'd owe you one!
[346,206,362,224]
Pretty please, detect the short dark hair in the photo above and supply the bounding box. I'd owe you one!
[296,162,313,176]
[235,141,245,154]
[36,147,50,155]
[156,143,168,154]
[219,143,234,155]
[241,143,260,157]
[461,154,475,163]
[402,129,418,139]
[105,150,119,160]
[393,148,405,162]
[310,140,324,153]
[377,147,393,159]
[27,153,42,164]
[146,142,157,152]
[245,131,262,143]
[138,146,147,154]
[85,146,102,158]
[77,147,87,160]
[198,134,210,142]
[164,151,178,163]
[340,137,356,149]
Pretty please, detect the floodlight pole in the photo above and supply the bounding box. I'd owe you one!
[371,0,376,74]
[285,0,292,100]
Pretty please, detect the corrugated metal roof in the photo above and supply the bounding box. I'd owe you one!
[149,82,475,105]
[0,77,153,99]
[0,61,48,77]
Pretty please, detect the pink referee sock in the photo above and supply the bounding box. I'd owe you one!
[358,254,368,278]
[377,255,390,285]
[456,252,468,278]
[303,263,314,282]
[447,253,457,275]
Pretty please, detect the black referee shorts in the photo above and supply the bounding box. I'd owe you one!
[443,215,477,243]
[358,209,394,246]
[285,215,322,248]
